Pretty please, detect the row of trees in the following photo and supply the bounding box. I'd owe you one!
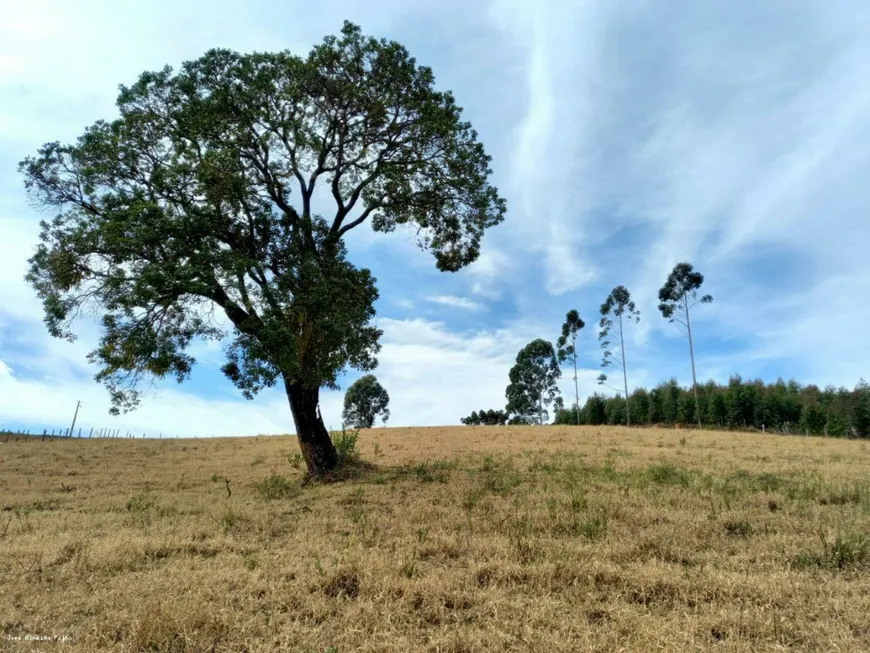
[553,376,870,437]
[462,262,868,439]
[460,409,509,425]
[462,263,715,427]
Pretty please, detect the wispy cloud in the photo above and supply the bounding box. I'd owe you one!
[425,295,486,311]
[1,0,868,435]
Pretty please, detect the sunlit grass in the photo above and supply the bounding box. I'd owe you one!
[1,425,869,651]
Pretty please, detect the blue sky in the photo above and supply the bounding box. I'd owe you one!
[2,0,869,436]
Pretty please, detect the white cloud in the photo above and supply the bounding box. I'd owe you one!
[0,315,614,433]
[425,295,486,311]
[2,0,869,437]
[369,317,605,425]
[490,0,870,384]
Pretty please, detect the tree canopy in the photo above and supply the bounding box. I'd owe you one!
[460,408,508,425]
[505,339,562,425]
[342,374,390,429]
[20,21,506,474]
[658,263,712,322]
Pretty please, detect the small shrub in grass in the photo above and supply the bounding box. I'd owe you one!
[723,520,753,538]
[126,494,155,513]
[331,427,360,463]
[462,487,485,511]
[126,493,156,527]
[794,528,870,570]
[218,507,250,535]
[412,460,455,483]
[577,512,609,540]
[287,452,303,470]
[256,474,299,501]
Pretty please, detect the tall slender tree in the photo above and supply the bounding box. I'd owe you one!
[597,286,640,425]
[19,22,506,475]
[556,310,585,425]
[658,263,713,428]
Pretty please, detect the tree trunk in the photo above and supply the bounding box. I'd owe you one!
[284,377,339,475]
[619,315,630,427]
[684,294,702,428]
[572,336,580,426]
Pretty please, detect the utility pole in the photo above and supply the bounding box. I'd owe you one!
[68,400,81,438]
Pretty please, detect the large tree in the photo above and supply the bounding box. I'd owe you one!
[505,339,562,425]
[658,263,712,428]
[597,286,640,425]
[20,22,506,475]
[556,310,584,425]
[342,374,390,429]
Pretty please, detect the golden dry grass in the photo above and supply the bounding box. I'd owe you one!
[2,425,870,652]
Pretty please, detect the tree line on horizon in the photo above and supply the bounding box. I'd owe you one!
[553,376,870,437]
[460,261,869,438]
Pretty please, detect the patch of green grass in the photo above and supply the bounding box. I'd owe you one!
[411,460,455,483]
[255,474,300,501]
[647,463,692,487]
[794,528,870,570]
[577,514,609,540]
[819,482,865,506]
[462,487,486,511]
[126,494,156,513]
[728,470,784,493]
[125,493,158,528]
[481,461,523,495]
[217,507,250,535]
[784,474,826,503]
[243,551,260,570]
[528,458,561,474]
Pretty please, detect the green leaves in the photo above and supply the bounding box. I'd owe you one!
[20,22,505,415]
[505,339,563,425]
[461,409,508,425]
[342,374,390,429]
[657,262,713,324]
[556,309,584,364]
[598,285,640,393]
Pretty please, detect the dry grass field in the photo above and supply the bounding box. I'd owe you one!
[2,425,870,652]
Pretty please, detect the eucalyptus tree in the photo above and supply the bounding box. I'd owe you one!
[20,22,506,475]
[505,339,562,425]
[597,286,640,425]
[658,263,713,428]
[556,310,585,425]
[342,374,390,429]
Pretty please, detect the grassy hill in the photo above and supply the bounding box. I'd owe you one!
[2,425,869,652]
